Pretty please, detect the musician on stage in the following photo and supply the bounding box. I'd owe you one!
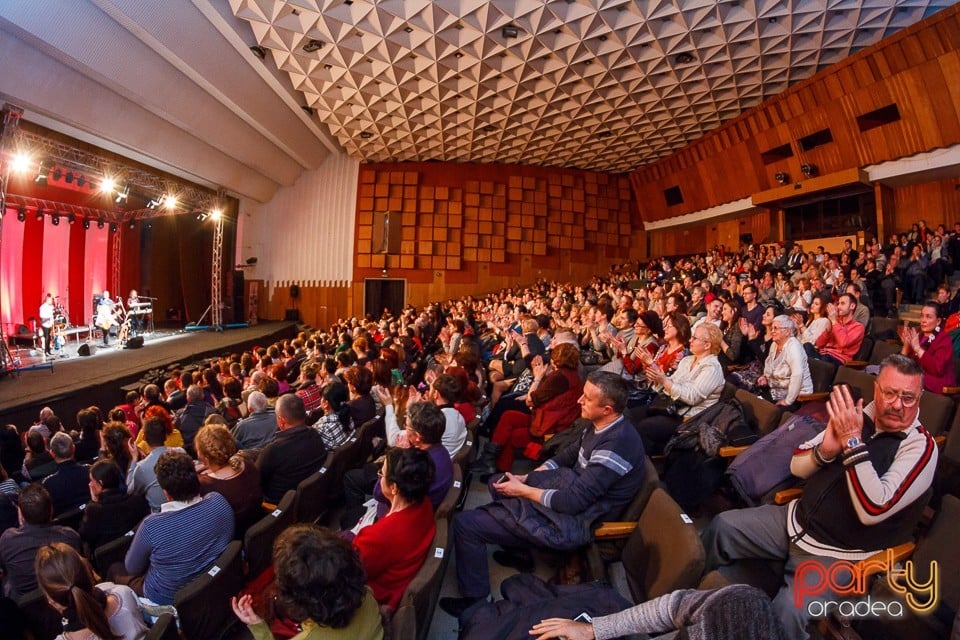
[39,294,54,356]
[95,290,118,346]
[127,289,141,334]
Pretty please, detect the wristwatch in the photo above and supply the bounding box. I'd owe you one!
[845,436,861,450]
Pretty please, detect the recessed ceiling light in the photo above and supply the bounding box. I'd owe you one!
[302,39,324,53]
[250,46,266,59]
[360,132,373,139]
[454,52,463,58]
[675,52,696,64]
[404,26,413,33]
[598,35,607,41]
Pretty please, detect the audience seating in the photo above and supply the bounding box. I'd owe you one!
[868,339,901,366]
[92,527,137,575]
[734,389,782,437]
[919,388,956,437]
[17,588,60,640]
[355,415,385,464]
[593,456,660,563]
[292,452,336,524]
[175,540,244,640]
[435,465,463,522]
[586,488,704,603]
[244,489,296,579]
[326,435,364,502]
[834,366,877,403]
[452,434,476,472]
[390,519,449,640]
[145,613,179,640]
[52,502,87,532]
[845,336,874,369]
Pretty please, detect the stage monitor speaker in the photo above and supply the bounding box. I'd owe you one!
[125,336,144,349]
[284,309,300,322]
[289,284,300,299]
[78,344,95,357]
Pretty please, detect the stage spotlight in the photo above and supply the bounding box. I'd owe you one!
[52,168,62,181]
[128,220,136,230]
[164,195,177,210]
[211,208,222,221]
[36,208,44,221]
[99,177,116,194]
[801,164,817,178]
[774,172,789,185]
[83,219,90,230]
[110,223,118,233]
[17,207,26,222]
[77,175,86,187]
[97,219,105,229]
[52,213,60,226]
[11,152,31,174]
[65,172,74,183]
[68,213,76,225]
[115,185,129,204]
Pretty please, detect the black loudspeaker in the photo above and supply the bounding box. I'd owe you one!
[125,336,144,349]
[284,309,300,322]
[233,270,245,324]
[78,343,94,357]
[289,284,300,299]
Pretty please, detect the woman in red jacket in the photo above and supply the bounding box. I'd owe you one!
[900,301,956,393]
[353,447,436,612]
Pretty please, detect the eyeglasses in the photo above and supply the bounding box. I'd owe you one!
[691,335,709,343]
[876,384,921,407]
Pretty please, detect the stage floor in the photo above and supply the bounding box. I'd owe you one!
[0,321,298,427]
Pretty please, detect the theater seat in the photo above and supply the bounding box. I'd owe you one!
[92,527,137,575]
[17,588,60,640]
[244,489,296,578]
[435,465,463,522]
[175,540,244,640]
[146,613,179,640]
[292,453,336,524]
[391,519,449,640]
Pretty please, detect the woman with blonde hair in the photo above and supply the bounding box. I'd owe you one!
[36,542,147,639]
[195,424,262,529]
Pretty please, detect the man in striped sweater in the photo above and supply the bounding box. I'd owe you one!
[112,450,234,606]
[703,355,938,640]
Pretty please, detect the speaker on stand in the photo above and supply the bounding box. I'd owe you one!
[286,284,300,323]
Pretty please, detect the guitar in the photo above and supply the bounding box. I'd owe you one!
[96,302,123,331]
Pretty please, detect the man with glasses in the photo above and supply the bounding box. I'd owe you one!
[702,355,937,639]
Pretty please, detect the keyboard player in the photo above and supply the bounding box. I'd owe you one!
[126,289,151,334]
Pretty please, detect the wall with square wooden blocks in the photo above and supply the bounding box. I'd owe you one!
[354,162,641,305]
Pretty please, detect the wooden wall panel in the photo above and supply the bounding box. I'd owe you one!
[352,162,639,309]
[648,209,774,258]
[630,5,960,223]
[251,281,353,329]
[891,177,960,232]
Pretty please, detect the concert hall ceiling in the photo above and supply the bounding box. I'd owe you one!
[0,0,956,202]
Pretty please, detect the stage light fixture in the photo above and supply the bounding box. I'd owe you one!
[502,24,519,38]
[774,172,789,185]
[68,213,76,224]
[65,172,74,183]
[77,175,86,187]
[302,38,324,53]
[17,207,26,222]
[128,220,136,230]
[36,208,44,221]
[52,168,62,181]
[52,213,60,226]
[10,152,31,174]
[801,164,817,178]
[99,177,116,194]
[211,208,223,221]
[34,161,48,184]
[115,185,129,204]
[97,219,105,229]
[164,195,177,210]
[250,45,266,59]
[110,223,118,233]
[83,219,90,230]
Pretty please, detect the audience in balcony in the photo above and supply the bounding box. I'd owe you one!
[900,301,956,393]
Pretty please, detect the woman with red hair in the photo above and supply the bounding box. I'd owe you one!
[133,405,184,455]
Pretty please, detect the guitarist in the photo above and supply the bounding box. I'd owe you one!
[95,290,119,346]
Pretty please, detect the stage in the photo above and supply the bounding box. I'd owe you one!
[0,321,299,429]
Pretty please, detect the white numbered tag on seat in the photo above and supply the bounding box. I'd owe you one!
[271,509,282,517]
[453,481,462,489]
[208,566,220,577]
[680,513,693,524]
[434,547,444,559]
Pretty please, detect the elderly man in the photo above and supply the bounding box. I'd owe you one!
[257,394,327,503]
[702,355,938,639]
[176,384,216,455]
[232,391,278,450]
[440,371,646,617]
[41,432,91,516]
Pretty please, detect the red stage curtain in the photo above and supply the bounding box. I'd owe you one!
[21,214,44,327]
[1,211,26,331]
[69,221,86,326]
[84,227,110,325]
[42,220,71,314]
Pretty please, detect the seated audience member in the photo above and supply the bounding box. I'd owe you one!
[42,432,91,516]
[117,390,143,428]
[805,293,865,367]
[440,372,646,617]
[353,447,436,611]
[757,315,813,412]
[36,543,147,640]
[717,300,745,370]
[473,343,584,478]
[633,324,725,455]
[100,421,136,480]
[80,460,149,551]
[343,366,377,427]
[295,362,323,413]
[795,294,831,347]
[216,377,247,428]
[176,384,216,455]
[343,399,453,527]
[0,464,19,534]
[127,417,185,513]
[313,381,355,449]
[730,302,779,391]
[427,373,468,456]
[22,429,57,482]
[137,384,171,419]
[113,450,234,606]
[900,301,956,393]
[166,377,187,412]
[529,584,785,640]
[109,407,140,441]
[134,406,183,455]
[702,355,937,638]
[257,394,328,504]
[0,424,25,483]
[0,484,81,599]
[73,407,103,462]
[232,391,278,450]
[231,524,382,640]
[195,424,262,529]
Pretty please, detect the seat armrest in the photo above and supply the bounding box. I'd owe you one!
[727,364,750,372]
[941,386,960,395]
[774,488,803,505]
[798,392,830,402]
[594,522,638,538]
[855,541,916,581]
[719,445,750,458]
[935,435,947,448]
[261,501,277,512]
[845,360,868,370]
